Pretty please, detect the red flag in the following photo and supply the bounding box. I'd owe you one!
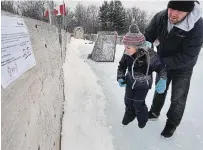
[44,4,66,17]
[44,10,49,17]
[59,4,66,16]
[53,9,58,15]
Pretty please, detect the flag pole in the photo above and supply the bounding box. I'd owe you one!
[48,9,52,25]
[63,0,65,29]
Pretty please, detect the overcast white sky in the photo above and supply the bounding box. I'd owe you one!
[55,0,203,16]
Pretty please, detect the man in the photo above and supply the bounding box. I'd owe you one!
[144,1,203,138]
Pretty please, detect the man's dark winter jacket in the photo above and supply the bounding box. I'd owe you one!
[144,10,203,72]
[117,48,167,90]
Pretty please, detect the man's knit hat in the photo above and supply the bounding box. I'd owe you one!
[123,24,146,47]
[168,0,195,12]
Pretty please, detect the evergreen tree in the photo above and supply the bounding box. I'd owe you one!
[99,0,126,33]
[113,0,126,34]
[99,1,110,30]
[1,1,15,14]
[108,1,115,30]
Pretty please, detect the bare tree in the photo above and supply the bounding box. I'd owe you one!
[133,7,148,33]
[125,7,148,33]
[74,3,100,34]
[75,3,86,27]
[65,9,77,32]
[86,5,100,34]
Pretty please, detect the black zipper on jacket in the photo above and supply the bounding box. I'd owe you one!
[161,26,184,57]
[160,27,177,56]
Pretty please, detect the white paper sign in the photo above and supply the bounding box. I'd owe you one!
[1,16,36,88]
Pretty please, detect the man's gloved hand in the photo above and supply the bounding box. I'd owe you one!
[156,78,166,94]
[118,79,126,87]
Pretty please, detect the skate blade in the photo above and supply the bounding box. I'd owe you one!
[161,135,172,140]
[148,118,159,121]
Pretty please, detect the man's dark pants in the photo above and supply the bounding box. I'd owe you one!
[150,70,193,126]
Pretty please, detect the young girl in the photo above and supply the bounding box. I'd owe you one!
[117,24,167,128]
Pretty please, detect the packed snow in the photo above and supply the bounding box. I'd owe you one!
[61,39,114,150]
[62,38,203,150]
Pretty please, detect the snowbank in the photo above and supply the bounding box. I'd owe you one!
[61,38,114,150]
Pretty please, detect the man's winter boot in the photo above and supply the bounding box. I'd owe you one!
[148,111,159,121]
[161,122,176,138]
[122,107,136,125]
[138,122,147,128]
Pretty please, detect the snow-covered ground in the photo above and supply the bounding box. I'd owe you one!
[61,39,114,150]
[62,38,203,150]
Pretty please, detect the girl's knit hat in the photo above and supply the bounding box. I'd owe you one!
[123,24,146,47]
